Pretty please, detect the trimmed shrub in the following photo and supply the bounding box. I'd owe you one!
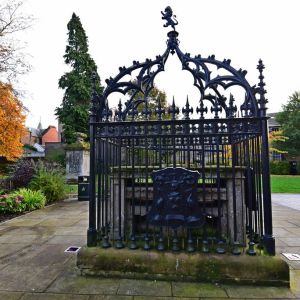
[270,161,290,175]
[11,188,46,211]
[9,159,35,189]
[29,162,66,203]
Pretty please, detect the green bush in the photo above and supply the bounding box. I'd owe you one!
[11,188,46,211]
[297,161,300,175]
[0,189,46,214]
[29,162,66,203]
[0,194,25,213]
[270,161,290,175]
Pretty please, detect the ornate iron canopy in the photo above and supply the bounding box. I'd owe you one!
[92,7,268,122]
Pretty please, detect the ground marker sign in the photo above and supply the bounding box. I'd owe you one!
[282,253,300,260]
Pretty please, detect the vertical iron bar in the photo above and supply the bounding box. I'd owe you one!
[261,118,275,255]
[116,137,124,248]
[87,113,97,246]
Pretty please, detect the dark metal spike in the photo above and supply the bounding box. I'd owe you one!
[182,95,193,120]
[155,96,165,120]
[168,96,179,119]
[257,59,268,114]
[116,99,123,120]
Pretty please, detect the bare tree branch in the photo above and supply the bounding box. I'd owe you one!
[0,0,33,82]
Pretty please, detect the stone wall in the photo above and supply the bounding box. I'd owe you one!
[66,150,90,181]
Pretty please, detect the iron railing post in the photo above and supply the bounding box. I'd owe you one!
[257,59,275,255]
[87,73,98,247]
[261,118,275,255]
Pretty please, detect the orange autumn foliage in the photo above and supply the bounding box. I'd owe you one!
[0,82,26,161]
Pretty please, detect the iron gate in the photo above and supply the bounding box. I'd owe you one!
[87,7,275,255]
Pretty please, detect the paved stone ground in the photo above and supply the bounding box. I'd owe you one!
[0,196,299,299]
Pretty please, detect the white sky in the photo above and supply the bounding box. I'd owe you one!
[19,0,300,128]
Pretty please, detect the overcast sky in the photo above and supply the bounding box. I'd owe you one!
[20,0,300,128]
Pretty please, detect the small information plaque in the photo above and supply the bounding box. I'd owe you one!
[64,246,81,253]
[281,253,300,261]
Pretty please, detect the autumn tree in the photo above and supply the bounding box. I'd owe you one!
[0,0,33,82]
[0,82,26,161]
[269,130,288,156]
[275,92,300,157]
[55,13,103,144]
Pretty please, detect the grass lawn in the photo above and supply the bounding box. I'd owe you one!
[63,177,299,194]
[271,175,300,193]
[64,184,78,194]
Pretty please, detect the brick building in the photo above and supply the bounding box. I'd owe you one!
[22,121,59,146]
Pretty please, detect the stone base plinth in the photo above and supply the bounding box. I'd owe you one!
[77,247,289,286]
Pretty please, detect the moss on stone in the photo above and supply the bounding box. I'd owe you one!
[77,247,289,286]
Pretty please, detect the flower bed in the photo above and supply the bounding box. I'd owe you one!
[0,188,46,223]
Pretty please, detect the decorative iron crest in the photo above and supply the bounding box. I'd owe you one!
[92,7,268,121]
[161,6,178,30]
[147,167,205,229]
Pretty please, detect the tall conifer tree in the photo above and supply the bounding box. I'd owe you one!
[56,13,102,143]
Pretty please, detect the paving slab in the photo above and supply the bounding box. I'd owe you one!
[45,235,86,246]
[272,194,300,211]
[134,297,196,300]
[20,293,89,300]
[171,282,228,298]
[53,227,87,236]
[117,279,172,297]
[224,285,296,298]
[37,218,79,227]
[0,218,44,227]
[280,238,300,247]
[0,264,64,292]
[0,197,299,299]
[90,296,133,300]
[4,244,72,267]
[0,243,30,259]
[0,291,24,300]
[47,272,120,295]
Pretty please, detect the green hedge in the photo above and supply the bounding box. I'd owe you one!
[269,161,290,175]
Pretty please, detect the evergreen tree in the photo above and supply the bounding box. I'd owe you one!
[56,13,103,144]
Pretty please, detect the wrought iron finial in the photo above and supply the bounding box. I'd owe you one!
[142,98,152,119]
[116,99,123,121]
[240,93,253,117]
[196,100,208,119]
[257,59,268,115]
[226,94,237,118]
[102,99,112,121]
[168,96,179,119]
[182,95,193,120]
[155,96,165,120]
[161,6,178,30]
[211,97,222,119]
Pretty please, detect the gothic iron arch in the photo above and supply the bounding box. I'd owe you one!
[92,6,267,121]
[87,7,275,256]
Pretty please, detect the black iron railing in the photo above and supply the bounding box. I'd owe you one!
[87,7,275,255]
